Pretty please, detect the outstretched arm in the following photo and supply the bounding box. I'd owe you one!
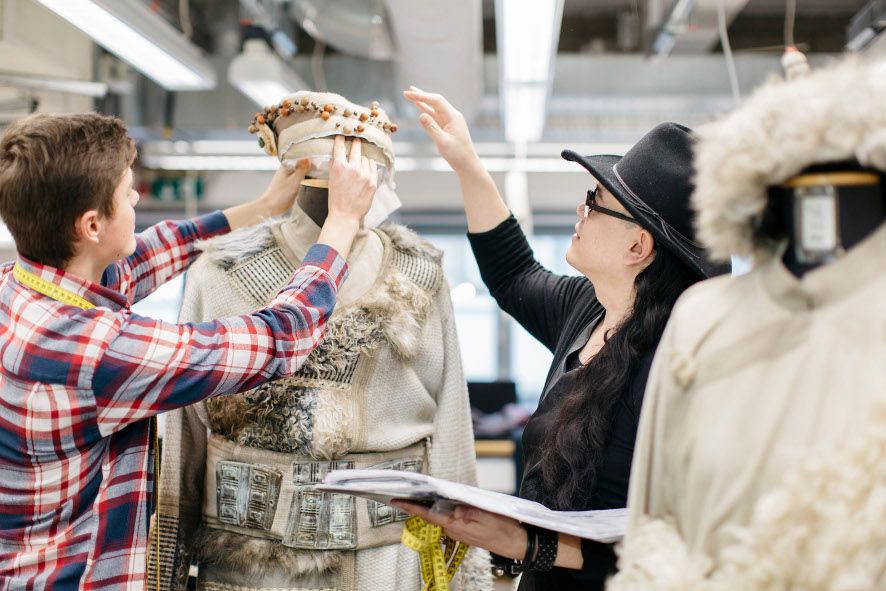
[403,87,509,233]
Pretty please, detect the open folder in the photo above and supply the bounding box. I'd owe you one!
[318,469,628,544]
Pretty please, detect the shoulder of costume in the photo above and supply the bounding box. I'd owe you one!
[196,217,282,271]
[377,223,443,263]
[665,271,755,357]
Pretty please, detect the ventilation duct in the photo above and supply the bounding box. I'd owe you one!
[288,0,395,60]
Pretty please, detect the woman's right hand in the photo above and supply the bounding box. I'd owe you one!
[318,136,378,258]
[403,87,481,175]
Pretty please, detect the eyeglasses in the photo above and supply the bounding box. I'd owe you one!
[577,187,640,225]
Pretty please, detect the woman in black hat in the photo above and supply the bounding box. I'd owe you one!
[396,88,723,590]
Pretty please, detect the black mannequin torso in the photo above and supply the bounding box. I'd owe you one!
[761,165,885,277]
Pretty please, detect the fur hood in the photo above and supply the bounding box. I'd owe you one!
[692,58,886,262]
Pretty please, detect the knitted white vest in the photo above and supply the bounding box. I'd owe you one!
[149,214,491,591]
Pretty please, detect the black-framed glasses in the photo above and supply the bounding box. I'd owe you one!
[577,187,640,224]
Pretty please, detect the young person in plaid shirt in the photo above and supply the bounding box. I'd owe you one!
[0,113,378,590]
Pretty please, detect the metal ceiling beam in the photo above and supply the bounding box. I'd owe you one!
[647,0,750,55]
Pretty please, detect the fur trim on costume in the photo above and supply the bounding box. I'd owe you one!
[609,391,886,591]
[455,548,494,591]
[195,526,341,580]
[206,378,318,454]
[692,58,886,262]
[196,217,283,270]
[378,223,443,262]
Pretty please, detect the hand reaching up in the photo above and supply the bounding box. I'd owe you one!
[403,87,481,175]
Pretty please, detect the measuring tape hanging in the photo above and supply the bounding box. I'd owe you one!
[402,516,469,591]
[13,263,162,591]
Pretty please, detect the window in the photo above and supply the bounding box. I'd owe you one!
[426,231,580,410]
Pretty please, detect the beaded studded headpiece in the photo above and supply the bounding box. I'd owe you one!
[248,90,398,175]
[248,90,402,226]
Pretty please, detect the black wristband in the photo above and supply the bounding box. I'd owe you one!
[490,525,536,578]
[489,525,540,577]
[527,526,558,572]
[521,524,537,570]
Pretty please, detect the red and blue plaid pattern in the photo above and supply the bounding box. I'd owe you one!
[0,212,347,590]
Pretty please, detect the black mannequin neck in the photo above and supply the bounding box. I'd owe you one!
[778,177,885,277]
[297,179,329,227]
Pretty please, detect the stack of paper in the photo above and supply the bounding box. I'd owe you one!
[319,469,628,543]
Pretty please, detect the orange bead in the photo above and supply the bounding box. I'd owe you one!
[324,104,334,113]
[359,112,369,122]
[256,114,266,125]
[321,111,330,121]
[370,109,379,118]
[282,99,291,108]
[356,124,365,132]
[281,108,290,117]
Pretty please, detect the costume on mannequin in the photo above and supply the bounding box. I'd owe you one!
[148,92,491,591]
[609,58,886,591]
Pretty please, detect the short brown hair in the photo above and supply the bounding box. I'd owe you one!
[0,113,136,268]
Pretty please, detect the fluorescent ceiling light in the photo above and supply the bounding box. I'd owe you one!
[496,0,563,143]
[499,0,563,83]
[0,74,108,97]
[503,84,547,143]
[35,0,216,91]
[234,81,293,109]
[229,40,308,108]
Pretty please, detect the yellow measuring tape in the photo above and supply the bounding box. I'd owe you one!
[401,516,469,591]
[13,263,162,590]
[13,264,96,310]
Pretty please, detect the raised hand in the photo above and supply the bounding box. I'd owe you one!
[403,86,480,174]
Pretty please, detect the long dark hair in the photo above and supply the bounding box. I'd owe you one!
[539,245,700,509]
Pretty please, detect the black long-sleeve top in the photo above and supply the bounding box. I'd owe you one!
[467,216,655,591]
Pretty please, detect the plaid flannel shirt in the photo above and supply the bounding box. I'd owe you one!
[0,211,348,590]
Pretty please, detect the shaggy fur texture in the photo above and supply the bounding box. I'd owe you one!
[197,217,284,270]
[206,380,319,454]
[609,390,886,591]
[195,526,342,580]
[693,58,886,262]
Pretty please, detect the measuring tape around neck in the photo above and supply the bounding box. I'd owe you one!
[13,264,96,309]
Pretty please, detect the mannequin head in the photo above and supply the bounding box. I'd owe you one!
[692,58,886,268]
[757,162,885,276]
[249,91,400,226]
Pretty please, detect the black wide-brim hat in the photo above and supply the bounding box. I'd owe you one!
[562,122,727,279]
